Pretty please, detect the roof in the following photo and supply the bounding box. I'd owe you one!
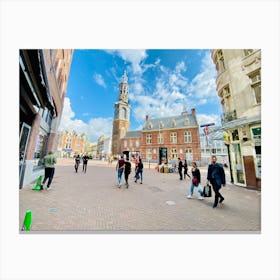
[123,130,142,138]
[142,113,198,131]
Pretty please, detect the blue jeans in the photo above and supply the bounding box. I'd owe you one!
[117,168,124,184]
[135,169,143,182]
[189,182,203,196]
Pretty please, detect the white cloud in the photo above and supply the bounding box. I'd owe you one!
[187,51,218,100]
[93,73,107,88]
[59,97,112,142]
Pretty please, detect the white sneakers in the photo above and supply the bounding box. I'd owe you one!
[187,194,204,200]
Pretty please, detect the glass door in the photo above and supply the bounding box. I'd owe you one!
[19,123,31,188]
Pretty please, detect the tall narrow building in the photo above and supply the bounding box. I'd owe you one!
[111,71,130,156]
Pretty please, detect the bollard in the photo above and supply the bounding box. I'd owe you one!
[21,209,32,231]
[32,175,43,190]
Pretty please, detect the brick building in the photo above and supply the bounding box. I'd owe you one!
[19,49,73,188]
[121,109,201,164]
[57,130,88,157]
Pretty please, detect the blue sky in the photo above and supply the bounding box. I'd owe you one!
[59,49,222,142]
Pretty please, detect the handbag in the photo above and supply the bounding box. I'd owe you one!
[203,184,212,197]
[192,177,199,186]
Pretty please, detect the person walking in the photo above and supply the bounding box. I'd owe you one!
[74,154,81,173]
[207,155,226,208]
[134,154,139,179]
[178,158,183,180]
[82,154,89,173]
[183,159,191,179]
[187,162,203,199]
[40,151,57,190]
[116,155,125,188]
[135,158,143,184]
[124,158,132,188]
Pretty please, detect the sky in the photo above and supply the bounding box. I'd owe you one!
[59,49,222,143]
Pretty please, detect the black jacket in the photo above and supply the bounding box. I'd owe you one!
[191,168,201,184]
[178,160,183,171]
[207,163,226,186]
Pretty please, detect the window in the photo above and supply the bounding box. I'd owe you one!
[130,140,133,147]
[170,132,177,144]
[159,121,164,129]
[158,133,164,144]
[136,140,139,148]
[185,148,193,161]
[124,140,127,148]
[122,107,127,119]
[146,134,152,144]
[184,119,189,126]
[171,119,176,127]
[184,131,192,143]
[171,148,177,159]
[65,137,71,149]
[33,129,48,168]
[215,50,226,73]
[249,70,261,104]
[232,129,239,141]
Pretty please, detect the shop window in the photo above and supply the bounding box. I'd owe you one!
[33,130,48,168]
[232,129,239,141]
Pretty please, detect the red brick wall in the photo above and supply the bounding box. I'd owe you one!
[140,127,201,161]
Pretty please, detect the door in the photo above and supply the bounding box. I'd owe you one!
[19,123,31,188]
[243,156,257,188]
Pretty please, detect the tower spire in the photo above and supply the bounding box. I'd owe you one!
[122,70,128,83]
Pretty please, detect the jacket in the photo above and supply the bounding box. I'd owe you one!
[207,163,226,186]
[43,153,56,168]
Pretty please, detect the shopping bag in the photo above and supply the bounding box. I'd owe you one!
[203,184,212,197]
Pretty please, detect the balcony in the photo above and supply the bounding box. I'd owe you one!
[221,110,237,124]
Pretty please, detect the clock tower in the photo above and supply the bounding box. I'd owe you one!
[111,70,130,155]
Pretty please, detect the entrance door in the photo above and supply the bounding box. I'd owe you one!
[19,122,31,188]
[243,156,257,188]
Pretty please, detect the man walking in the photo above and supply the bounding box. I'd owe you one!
[82,154,89,173]
[207,155,226,208]
[178,158,183,180]
[116,155,125,188]
[41,151,57,190]
[124,158,132,188]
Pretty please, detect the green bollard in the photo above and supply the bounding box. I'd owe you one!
[22,209,32,231]
[32,175,43,190]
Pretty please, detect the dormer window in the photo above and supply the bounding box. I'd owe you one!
[159,121,164,129]
[148,122,153,129]
[171,119,176,127]
[184,119,189,126]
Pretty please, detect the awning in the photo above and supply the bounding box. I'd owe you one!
[222,115,261,130]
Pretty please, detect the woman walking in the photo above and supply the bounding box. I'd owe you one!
[116,155,125,188]
[187,162,203,200]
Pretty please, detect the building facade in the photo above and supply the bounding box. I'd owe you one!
[120,109,201,164]
[111,71,130,156]
[57,130,88,157]
[211,49,261,189]
[19,49,73,188]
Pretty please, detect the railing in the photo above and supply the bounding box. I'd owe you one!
[221,110,237,124]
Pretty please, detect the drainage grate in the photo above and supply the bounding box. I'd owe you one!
[166,200,176,206]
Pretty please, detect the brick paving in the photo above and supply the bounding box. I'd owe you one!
[19,159,261,232]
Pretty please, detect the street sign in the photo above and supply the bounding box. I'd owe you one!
[200,123,215,127]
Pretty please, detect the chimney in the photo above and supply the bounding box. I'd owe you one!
[146,115,149,121]
[191,108,196,115]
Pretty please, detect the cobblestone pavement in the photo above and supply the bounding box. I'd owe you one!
[19,159,261,233]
